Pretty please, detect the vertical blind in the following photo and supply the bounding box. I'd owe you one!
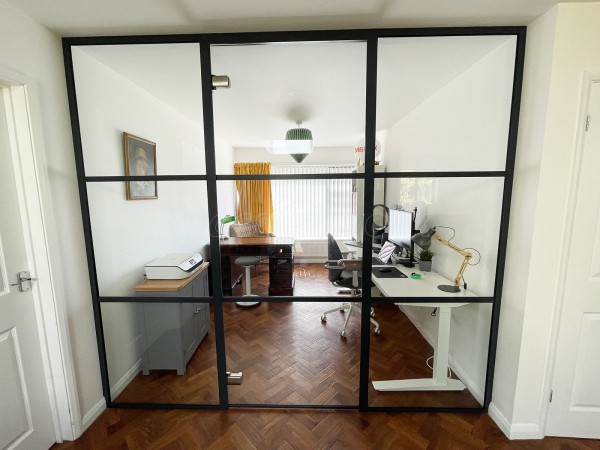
[271,164,354,239]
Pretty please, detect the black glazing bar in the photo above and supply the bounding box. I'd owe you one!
[83,172,505,183]
[61,26,524,49]
[85,175,208,182]
[98,295,494,303]
[365,406,487,414]
[63,35,204,47]
[62,41,111,403]
[110,402,223,410]
[217,173,363,180]
[228,404,358,410]
[207,29,372,45]
[375,26,525,38]
[358,36,379,412]
[484,28,527,410]
[99,296,213,303]
[200,40,229,409]
[375,171,506,178]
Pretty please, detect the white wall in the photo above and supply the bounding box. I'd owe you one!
[381,37,516,400]
[0,0,102,432]
[503,3,600,438]
[71,47,232,394]
[489,8,557,436]
[233,146,355,166]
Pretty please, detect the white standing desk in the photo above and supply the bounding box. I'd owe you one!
[368,250,477,391]
[336,240,477,391]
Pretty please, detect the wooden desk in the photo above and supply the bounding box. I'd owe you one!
[220,237,295,296]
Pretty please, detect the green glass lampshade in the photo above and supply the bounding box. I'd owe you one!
[221,215,235,224]
[285,126,313,163]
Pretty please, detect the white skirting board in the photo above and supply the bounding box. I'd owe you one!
[398,305,484,404]
[79,397,106,437]
[110,358,142,399]
[488,403,544,440]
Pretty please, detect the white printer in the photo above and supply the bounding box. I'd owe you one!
[145,253,203,280]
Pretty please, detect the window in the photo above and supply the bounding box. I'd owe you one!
[271,164,354,239]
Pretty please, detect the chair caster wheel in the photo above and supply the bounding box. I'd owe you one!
[340,331,347,338]
[321,315,326,322]
[374,328,381,335]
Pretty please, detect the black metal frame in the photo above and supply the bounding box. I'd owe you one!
[62,25,526,414]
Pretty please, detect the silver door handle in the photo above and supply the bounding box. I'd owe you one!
[10,271,36,292]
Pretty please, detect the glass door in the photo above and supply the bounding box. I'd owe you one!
[211,39,368,407]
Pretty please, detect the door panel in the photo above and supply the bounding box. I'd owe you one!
[547,81,600,438]
[0,88,55,448]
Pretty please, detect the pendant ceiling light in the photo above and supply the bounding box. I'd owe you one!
[285,121,313,163]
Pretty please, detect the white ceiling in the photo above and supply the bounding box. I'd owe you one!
[76,35,512,148]
[5,0,578,37]
[11,0,573,148]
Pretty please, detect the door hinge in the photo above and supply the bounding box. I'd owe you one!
[585,114,590,131]
[549,389,553,402]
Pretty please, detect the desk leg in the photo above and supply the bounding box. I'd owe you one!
[372,305,465,392]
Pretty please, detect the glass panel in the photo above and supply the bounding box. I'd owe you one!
[86,181,210,297]
[224,301,362,405]
[376,177,503,298]
[211,41,367,174]
[377,36,516,172]
[71,43,206,176]
[368,300,491,408]
[102,300,219,405]
[217,177,364,298]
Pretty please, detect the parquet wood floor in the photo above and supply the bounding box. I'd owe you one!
[52,407,600,449]
[114,264,478,407]
[60,263,600,448]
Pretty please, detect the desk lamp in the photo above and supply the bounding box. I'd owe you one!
[411,227,472,292]
[220,215,236,239]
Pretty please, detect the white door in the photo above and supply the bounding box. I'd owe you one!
[0,89,55,448]
[546,80,600,438]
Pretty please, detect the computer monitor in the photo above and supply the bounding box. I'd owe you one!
[387,210,415,262]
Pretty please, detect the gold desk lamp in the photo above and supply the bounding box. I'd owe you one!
[412,227,473,293]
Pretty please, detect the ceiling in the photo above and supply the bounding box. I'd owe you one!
[76,35,513,148]
[5,0,578,37]
[13,0,574,148]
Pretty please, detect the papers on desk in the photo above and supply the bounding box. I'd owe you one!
[377,241,396,263]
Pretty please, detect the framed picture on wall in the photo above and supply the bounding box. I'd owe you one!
[123,132,157,200]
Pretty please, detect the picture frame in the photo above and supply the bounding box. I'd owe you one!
[123,132,158,200]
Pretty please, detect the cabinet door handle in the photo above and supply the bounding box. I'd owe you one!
[194,307,203,314]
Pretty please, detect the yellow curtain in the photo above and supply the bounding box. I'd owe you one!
[234,162,274,234]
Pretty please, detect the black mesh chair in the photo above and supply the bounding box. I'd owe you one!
[321,233,380,338]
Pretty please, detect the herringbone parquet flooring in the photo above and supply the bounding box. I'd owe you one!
[114,264,478,407]
[52,406,600,449]
[56,264,600,448]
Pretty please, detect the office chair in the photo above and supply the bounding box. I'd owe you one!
[229,221,272,306]
[321,234,381,338]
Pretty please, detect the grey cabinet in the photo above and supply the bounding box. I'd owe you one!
[134,263,210,375]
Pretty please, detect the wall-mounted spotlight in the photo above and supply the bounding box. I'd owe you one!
[212,75,230,90]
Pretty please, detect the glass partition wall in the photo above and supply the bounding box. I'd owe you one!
[63,27,525,413]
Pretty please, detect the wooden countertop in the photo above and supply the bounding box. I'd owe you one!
[134,262,209,292]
